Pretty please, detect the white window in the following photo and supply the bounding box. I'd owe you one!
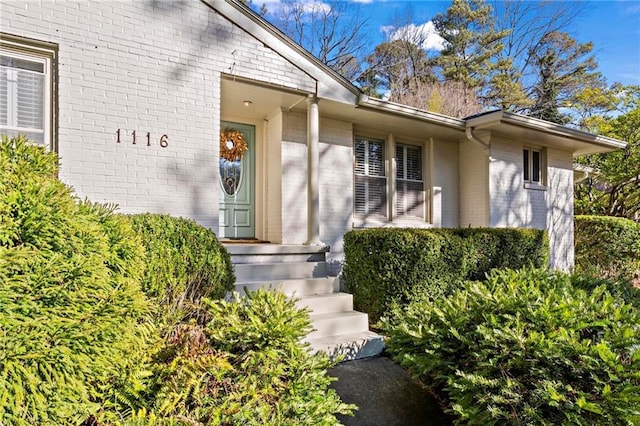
[523,147,545,186]
[396,143,424,218]
[355,137,387,217]
[1,35,55,149]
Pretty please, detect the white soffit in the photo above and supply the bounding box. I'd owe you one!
[466,110,627,156]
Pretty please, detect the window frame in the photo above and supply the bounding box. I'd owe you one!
[0,33,57,151]
[354,134,429,224]
[395,142,425,219]
[523,146,547,189]
[354,136,388,219]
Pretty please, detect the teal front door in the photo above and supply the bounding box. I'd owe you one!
[219,122,255,239]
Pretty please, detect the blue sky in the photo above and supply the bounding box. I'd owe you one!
[258,0,640,86]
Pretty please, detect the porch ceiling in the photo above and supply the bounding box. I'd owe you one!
[221,77,466,142]
[221,76,310,119]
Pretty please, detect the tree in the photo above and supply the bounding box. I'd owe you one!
[432,0,509,101]
[391,80,483,118]
[490,0,585,112]
[575,86,640,221]
[359,38,434,99]
[269,0,371,82]
[528,31,604,124]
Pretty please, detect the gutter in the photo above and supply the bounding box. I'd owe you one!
[465,127,489,150]
[357,94,466,130]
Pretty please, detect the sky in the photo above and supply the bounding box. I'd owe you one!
[255,0,640,87]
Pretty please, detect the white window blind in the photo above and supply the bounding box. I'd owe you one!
[0,54,47,146]
[355,138,387,217]
[396,144,424,218]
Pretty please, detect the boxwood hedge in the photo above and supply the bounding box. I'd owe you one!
[343,227,548,322]
[575,215,640,281]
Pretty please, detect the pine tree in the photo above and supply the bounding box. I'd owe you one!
[432,0,509,99]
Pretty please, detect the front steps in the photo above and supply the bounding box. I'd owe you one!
[225,244,384,361]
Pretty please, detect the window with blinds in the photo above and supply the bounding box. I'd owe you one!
[354,138,387,217]
[396,143,424,218]
[1,50,49,147]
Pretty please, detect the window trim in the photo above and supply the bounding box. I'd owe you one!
[354,136,388,219]
[354,134,429,224]
[1,33,57,151]
[395,142,425,220]
[523,146,547,189]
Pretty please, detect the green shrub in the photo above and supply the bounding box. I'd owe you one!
[382,268,640,425]
[575,215,640,281]
[142,289,355,425]
[0,136,150,425]
[130,213,235,321]
[343,228,548,322]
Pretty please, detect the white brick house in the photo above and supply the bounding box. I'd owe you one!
[0,0,626,274]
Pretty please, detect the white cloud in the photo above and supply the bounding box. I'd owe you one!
[351,0,374,3]
[259,0,331,17]
[387,21,446,51]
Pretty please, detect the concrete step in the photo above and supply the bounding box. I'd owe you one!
[234,277,336,297]
[305,330,385,361]
[226,244,329,264]
[295,292,353,314]
[234,261,327,282]
[307,311,369,340]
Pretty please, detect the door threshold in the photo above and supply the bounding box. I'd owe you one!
[221,238,271,244]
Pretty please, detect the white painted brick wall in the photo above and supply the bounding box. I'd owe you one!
[433,139,459,228]
[459,139,489,227]
[489,138,575,271]
[1,0,315,233]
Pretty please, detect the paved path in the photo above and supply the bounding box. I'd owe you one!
[328,355,451,426]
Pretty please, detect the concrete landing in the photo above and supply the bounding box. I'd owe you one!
[328,356,451,426]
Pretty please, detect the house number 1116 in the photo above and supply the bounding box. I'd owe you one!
[116,129,168,148]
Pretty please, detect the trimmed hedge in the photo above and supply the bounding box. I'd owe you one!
[0,136,150,424]
[382,268,640,424]
[130,213,235,321]
[575,215,640,281]
[343,227,548,322]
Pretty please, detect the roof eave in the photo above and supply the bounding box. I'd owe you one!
[204,0,360,100]
[467,110,627,153]
[357,95,466,131]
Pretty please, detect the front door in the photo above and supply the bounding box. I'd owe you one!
[219,122,255,239]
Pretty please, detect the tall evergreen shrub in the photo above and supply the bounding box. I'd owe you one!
[0,136,149,424]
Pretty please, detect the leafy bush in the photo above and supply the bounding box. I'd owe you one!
[343,228,548,322]
[382,268,640,425]
[130,213,235,321]
[0,136,150,425]
[140,289,355,425]
[575,215,640,281]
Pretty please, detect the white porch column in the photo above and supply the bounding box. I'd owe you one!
[306,95,322,245]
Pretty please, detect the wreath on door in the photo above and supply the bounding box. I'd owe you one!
[220,128,249,161]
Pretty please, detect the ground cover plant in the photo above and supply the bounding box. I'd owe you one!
[382,267,640,425]
[130,289,355,425]
[0,136,151,424]
[343,228,548,322]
